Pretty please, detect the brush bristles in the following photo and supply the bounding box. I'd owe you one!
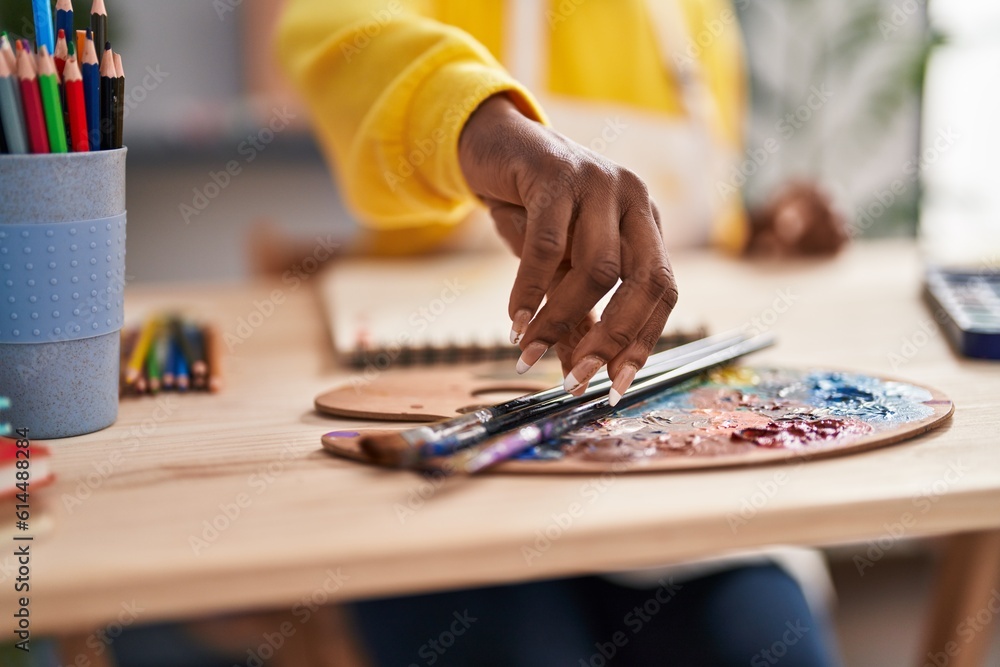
[360,432,419,467]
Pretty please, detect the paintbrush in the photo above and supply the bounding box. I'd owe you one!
[361,330,752,466]
[440,333,775,474]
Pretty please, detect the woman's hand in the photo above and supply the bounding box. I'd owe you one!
[458,94,678,404]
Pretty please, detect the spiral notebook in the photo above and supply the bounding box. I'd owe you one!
[320,252,706,368]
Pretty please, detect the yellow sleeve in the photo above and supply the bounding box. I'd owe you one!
[276,0,547,254]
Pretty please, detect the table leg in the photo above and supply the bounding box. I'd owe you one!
[918,530,1000,667]
[58,634,118,667]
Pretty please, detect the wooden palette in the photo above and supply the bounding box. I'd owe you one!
[317,365,954,474]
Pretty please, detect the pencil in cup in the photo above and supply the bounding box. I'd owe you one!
[16,48,49,153]
[99,44,115,151]
[63,56,90,152]
[37,46,68,153]
[0,46,28,154]
[82,31,100,151]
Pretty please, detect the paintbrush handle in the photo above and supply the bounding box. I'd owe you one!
[412,331,749,448]
[418,331,752,457]
[456,334,775,473]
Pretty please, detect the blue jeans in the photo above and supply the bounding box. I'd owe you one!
[351,564,841,667]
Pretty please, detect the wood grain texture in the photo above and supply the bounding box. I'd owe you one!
[7,240,1000,635]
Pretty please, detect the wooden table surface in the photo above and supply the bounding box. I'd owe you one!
[12,239,1000,634]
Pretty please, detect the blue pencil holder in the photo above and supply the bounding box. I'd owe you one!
[0,149,127,439]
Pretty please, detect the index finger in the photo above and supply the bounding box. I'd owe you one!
[507,195,574,345]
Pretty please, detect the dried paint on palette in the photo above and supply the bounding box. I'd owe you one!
[516,368,936,463]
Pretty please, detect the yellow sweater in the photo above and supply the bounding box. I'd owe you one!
[277,0,747,254]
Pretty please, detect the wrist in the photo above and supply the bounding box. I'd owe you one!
[458,93,525,193]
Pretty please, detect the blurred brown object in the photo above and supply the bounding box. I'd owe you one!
[247,218,341,278]
[183,606,371,667]
[745,182,849,257]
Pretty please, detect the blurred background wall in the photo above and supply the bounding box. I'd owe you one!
[0,0,942,283]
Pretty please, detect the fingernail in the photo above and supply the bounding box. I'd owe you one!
[609,364,638,407]
[571,381,589,397]
[509,309,532,345]
[564,357,603,393]
[516,342,548,374]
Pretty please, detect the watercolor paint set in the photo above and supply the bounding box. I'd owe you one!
[924,267,1000,360]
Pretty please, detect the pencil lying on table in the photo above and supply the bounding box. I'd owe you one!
[361,330,753,466]
[443,334,775,474]
[121,315,223,396]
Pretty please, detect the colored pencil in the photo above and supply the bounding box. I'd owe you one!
[99,43,114,150]
[81,31,99,150]
[56,0,74,45]
[54,29,68,77]
[37,46,68,153]
[90,0,107,64]
[32,0,55,54]
[0,36,21,129]
[362,330,752,466]
[125,317,159,386]
[119,329,138,396]
[0,51,28,154]
[63,56,88,151]
[113,50,123,148]
[173,339,190,392]
[445,335,775,474]
[162,328,176,390]
[16,49,48,153]
[205,324,224,393]
[182,322,208,388]
[146,328,163,395]
[75,30,86,65]
[0,34,16,73]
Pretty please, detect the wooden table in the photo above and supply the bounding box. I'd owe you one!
[8,240,999,664]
